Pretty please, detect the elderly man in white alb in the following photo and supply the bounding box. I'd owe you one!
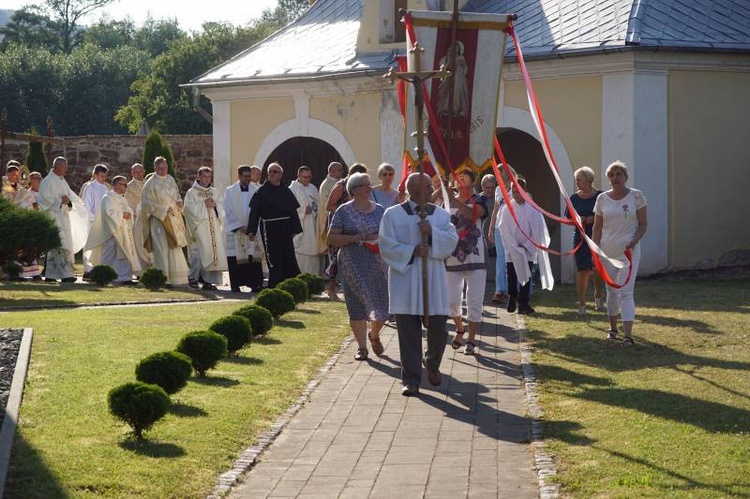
[124,162,152,272]
[379,172,459,397]
[140,156,189,286]
[84,175,140,284]
[37,156,89,283]
[184,166,227,290]
[289,165,321,275]
[223,165,264,292]
[81,164,111,278]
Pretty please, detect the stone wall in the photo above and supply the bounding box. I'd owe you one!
[2,135,213,194]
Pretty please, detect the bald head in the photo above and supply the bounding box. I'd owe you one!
[406,172,431,201]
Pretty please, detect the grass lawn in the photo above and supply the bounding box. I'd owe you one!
[3,298,350,498]
[0,281,214,309]
[525,276,750,498]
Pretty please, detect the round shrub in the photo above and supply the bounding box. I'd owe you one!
[209,315,252,353]
[89,264,118,286]
[135,351,193,394]
[233,304,274,336]
[255,288,295,318]
[2,261,22,280]
[298,273,326,296]
[277,277,310,304]
[140,267,167,291]
[108,381,170,440]
[176,330,228,377]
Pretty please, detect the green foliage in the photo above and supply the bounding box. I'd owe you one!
[277,277,309,304]
[2,261,22,280]
[0,6,59,52]
[88,264,117,286]
[135,351,193,395]
[139,267,167,291]
[107,381,170,440]
[209,315,252,353]
[142,130,177,177]
[297,273,326,296]
[25,140,48,175]
[0,198,61,266]
[255,288,296,319]
[176,330,227,377]
[233,304,274,336]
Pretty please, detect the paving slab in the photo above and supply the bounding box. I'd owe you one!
[228,300,538,499]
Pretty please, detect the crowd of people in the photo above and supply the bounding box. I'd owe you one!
[2,156,647,392]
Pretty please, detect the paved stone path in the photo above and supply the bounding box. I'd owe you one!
[229,300,538,498]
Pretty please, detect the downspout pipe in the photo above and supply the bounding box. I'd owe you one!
[192,87,213,124]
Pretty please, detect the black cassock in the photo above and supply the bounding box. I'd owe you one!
[248,182,303,287]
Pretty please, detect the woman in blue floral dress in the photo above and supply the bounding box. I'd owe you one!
[327,173,390,361]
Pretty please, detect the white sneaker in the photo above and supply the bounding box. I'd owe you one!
[595,297,604,310]
[577,305,587,315]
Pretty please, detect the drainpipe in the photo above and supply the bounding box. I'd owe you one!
[192,87,213,124]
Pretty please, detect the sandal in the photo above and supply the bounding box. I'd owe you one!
[354,348,368,361]
[368,333,384,356]
[463,340,476,355]
[621,337,634,347]
[451,331,465,350]
[606,330,618,341]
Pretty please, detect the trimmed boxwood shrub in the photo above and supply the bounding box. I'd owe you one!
[176,330,228,376]
[255,288,295,318]
[2,261,22,280]
[277,277,309,304]
[298,273,326,296]
[140,267,167,291]
[233,304,274,336]
[108,381,170,440]
[0,198,61,267]
[209,315,252,353]
[135,351,193,394]
[89,264,118,286]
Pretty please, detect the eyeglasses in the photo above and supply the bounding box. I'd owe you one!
[268,170,282,175]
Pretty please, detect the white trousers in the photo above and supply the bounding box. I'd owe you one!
[604,248,641,322]
[447,269,487,323]
[295,253,321,276]
[100,238,133,282]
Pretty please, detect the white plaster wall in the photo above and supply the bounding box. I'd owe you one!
[212,101,232,194]
[602,72,669,274]
[380,90,405,175]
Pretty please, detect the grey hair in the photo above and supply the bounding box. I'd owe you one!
[574,166,596,184]
[346,172,371,195]
[377,162,395,175]
[481,174,498,187]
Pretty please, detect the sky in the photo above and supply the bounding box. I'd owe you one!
[2,0,281,32]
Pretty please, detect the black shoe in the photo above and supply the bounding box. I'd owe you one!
[507,299,517,313]
[82,272,91,281]
[202,283,217,291]
[44,277,57,283]
[401,384,420,397]
[31,275,42,281]
[61,277,77,283]
[422,360,442,386]
[188,280,200,289]
[518,304,535,315]
[118,280,137,286]
[231,287,241,293]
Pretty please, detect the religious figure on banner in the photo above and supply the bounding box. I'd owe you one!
[437,41,469,118]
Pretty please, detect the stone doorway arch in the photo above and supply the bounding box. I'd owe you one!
[262,137,346,187]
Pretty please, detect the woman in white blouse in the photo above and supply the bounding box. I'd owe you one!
[593,161,648,346]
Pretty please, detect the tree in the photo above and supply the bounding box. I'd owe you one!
[26,140,48,175]
[40,0,118,54]
[260,0,310,26]
[142,130,177,177]
[0,6,58,52]
[81,18,135,49]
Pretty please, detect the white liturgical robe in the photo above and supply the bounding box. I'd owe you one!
[223,182,261,261]
[289,180,320,274]
[498,200,553,290]
[379,201,459,316]
[184,181,227,273]
[85,190,141,280]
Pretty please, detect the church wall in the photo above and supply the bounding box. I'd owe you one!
[669,70,750,269]
[310,92,384,171]
[230,98,296,167]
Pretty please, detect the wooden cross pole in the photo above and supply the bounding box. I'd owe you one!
[385,43,450,325]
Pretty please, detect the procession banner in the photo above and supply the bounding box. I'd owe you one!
[404,10,511,176]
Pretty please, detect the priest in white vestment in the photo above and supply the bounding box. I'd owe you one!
[184,167,227,290]
[84,176,140,284]
[379,173,459,397]
[498,178,553,315]
[223,165,264,292]
[124,162,151,272]
[290,166,321,275]
[140,156,189,286]
[317,161,343,255]
[81,164,111,275]
[37,156,89,282]
[2,161,36,210]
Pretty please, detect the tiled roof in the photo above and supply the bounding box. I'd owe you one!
[190,0,750,87]
[464,0,750,56]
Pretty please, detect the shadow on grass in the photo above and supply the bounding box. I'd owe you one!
[190,376,240,388]
[293,307,322,315]
[544,419,595,446]
[576,387,750,433]
[167,402,208,418]
[254,335,282,345]
[223,355,263,366]
[4,431,68,498]
[275,319,305,329]
[119,439,186,458]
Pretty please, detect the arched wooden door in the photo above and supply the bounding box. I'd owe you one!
[262,137,346,187]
